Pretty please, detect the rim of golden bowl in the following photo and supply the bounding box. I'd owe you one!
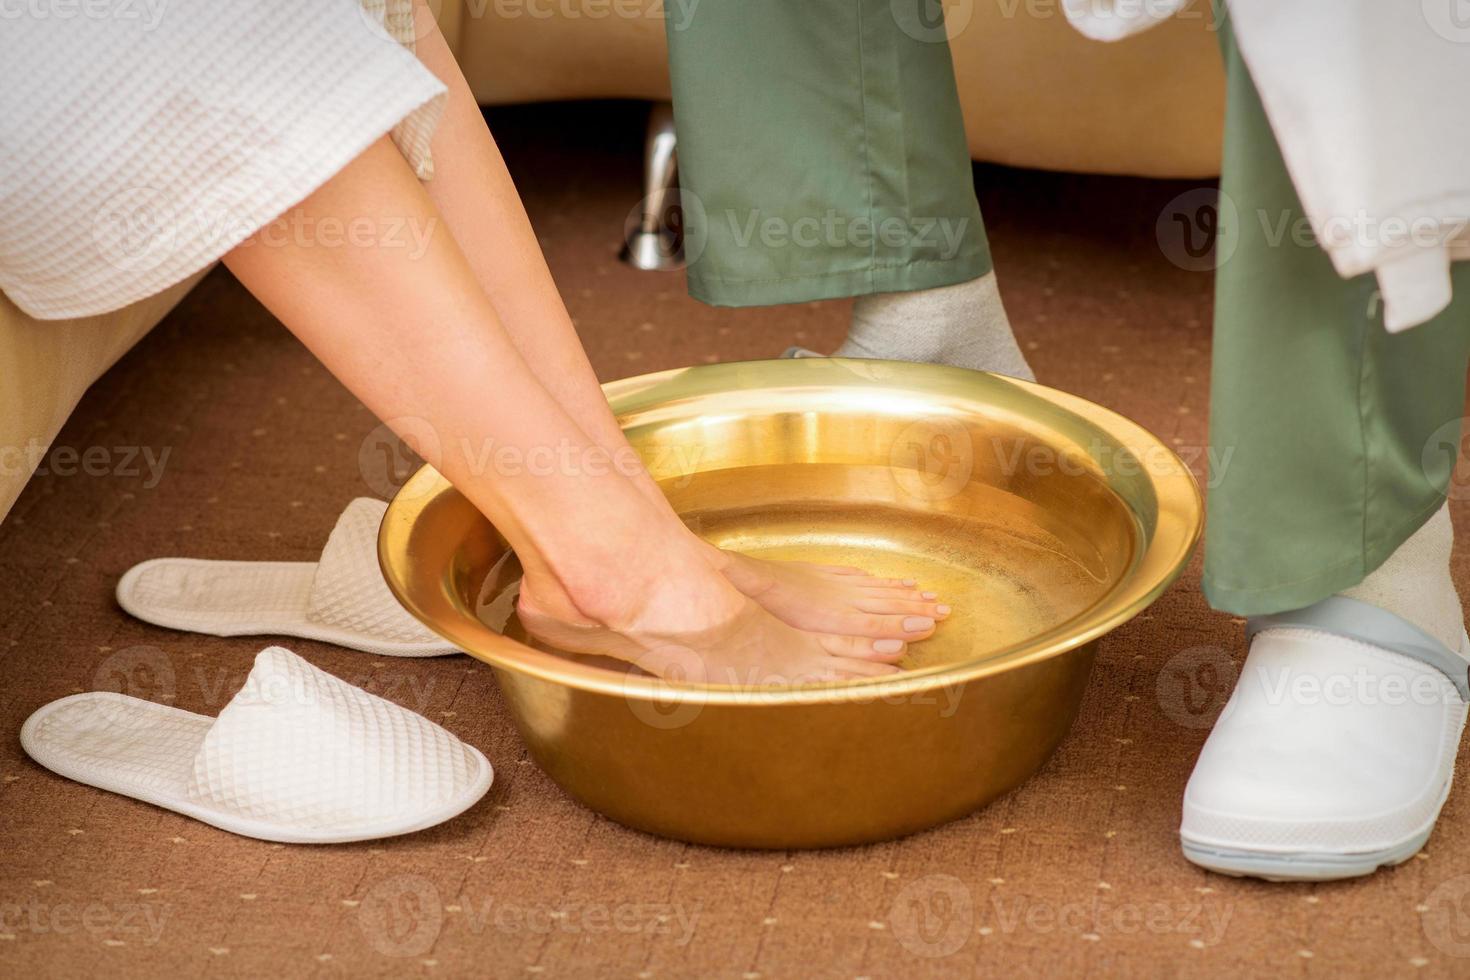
[379,359,1204,706]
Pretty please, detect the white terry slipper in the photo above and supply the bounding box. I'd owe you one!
[117,498,457,657]
[20,647,492,844]
[1181,596,1470,881]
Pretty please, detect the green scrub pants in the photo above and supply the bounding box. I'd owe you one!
[666,4,1470,617]
[664,0,993,307]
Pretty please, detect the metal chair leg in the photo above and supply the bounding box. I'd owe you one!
[620,102,684,271]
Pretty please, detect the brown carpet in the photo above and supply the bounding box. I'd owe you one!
[5,101,1470,979]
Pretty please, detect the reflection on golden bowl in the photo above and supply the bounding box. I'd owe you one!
[380,358,1201,849]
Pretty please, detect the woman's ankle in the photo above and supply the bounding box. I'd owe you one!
[522,534,740,634]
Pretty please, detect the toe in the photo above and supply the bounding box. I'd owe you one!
[898,615,938,638]
[827,657,903,678]
[855,597,951,619]
[834,664,899,678]
[861,588,937,603]
[854,576,920,590]
[816,634,908,662]
[820,612,938,640]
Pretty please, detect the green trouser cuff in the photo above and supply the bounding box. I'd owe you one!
[1201,498,1450,617]
[666,0,992,309]
[685,251,992,308]
[1202,11,1470,617]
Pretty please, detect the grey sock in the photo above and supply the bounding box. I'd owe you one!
[1342,503,1464,652]
[835,271,1035,381]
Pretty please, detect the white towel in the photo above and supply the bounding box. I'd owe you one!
[0,0,446,320]
[1061,0,1470,332]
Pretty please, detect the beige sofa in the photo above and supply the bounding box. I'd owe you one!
[453,0,1225,178]
[0,277,203,522]
[1,1,1223,523]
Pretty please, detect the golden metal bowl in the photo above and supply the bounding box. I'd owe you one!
[380,358,1201,849]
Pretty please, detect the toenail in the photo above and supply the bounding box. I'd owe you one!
[936,605,951,616]
[903,616,935,633]
[922,591,938,600]
[902,579,917,586]
[873,639,904,654]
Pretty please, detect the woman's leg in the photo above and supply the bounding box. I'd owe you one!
[223,137,916,682]
[406,3,636,483]
[404,4,949,638]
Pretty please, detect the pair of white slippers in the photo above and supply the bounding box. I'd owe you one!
[22,499,492,844]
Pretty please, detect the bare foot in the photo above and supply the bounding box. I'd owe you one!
[626,472,948,642]
[711,548,947,641]
[516,560,906,686]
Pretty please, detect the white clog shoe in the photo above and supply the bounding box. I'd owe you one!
[1181,596,1470,880]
